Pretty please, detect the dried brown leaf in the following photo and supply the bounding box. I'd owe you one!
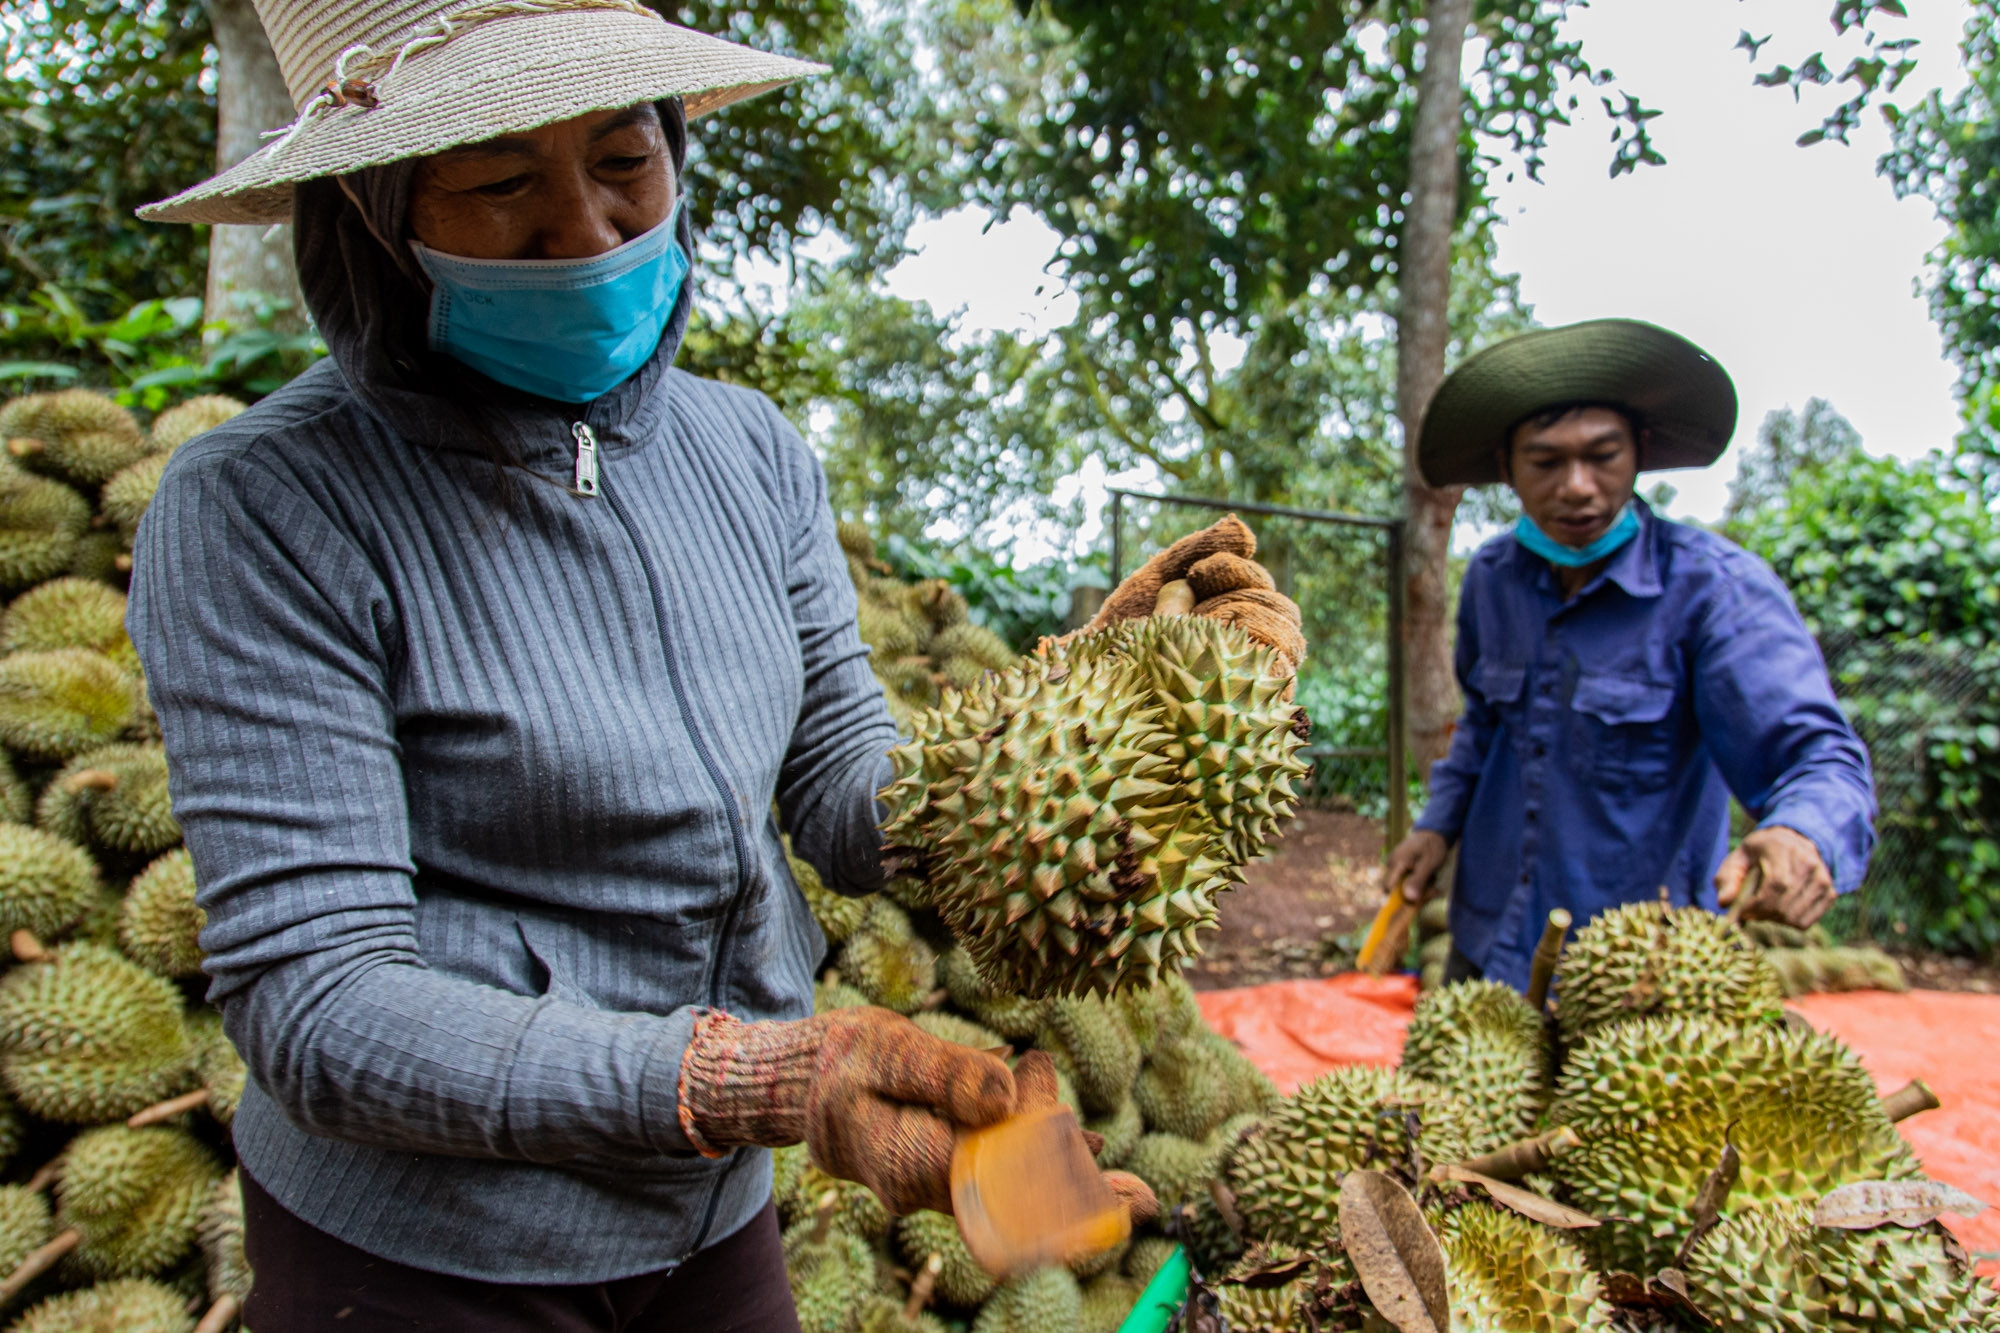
[1674,1137,1740,1266]
[1431,1166,1599,1230]
[1814,1180,1991,1230]
[1338,1170,1448,1333]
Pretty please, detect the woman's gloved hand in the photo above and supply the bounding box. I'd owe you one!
[1011,1048,1159,1227]
[1086,515,1306,674]
[678,1007,1014,1216]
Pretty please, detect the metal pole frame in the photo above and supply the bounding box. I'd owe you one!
[1104,488,1409,841]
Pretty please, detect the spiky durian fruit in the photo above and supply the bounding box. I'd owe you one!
[896,1209,996,1309]
[1211,1245,1334,1333]
[0,649,139,761]
[1401,980,1550,1154]
[58,1125,223,1280]
[1554,903,1784,1045]
[197,1171,249,1310]
[884,616,1306,997]
[1123,1132,1225,1210]
[784,1208,879,1333]
[970,1266,1084,1333]
[1079,1273,1143,1333]
[9,1278,195,1333]
[63,531,125,585]
[37,743,178,860]
[0,466,91,594]
[813,974,870,1014]
[1224,1066,1477,1251]
[784,1163,891,1241]
[1547,1017,1921,1275]
[118,849,203,980]
[183,1013,245,1124]
[911,1009,1002,1055]
[937,947,1046,1040]
[0,1182,52,1277]
[148,395,245,453]
[0,751,27,825]
[1762,945,1908,997]
[1038,995,1142,1117]
[1436,1203,1616,1333]
[838,899,938,1015]
[99,453,170,547]
[858,1294,946,1333]
[786,840,867,946]
[1085,1096,1143,1170]
[1132,1036,1232,1141]
[0,942,196,1122]
[0,823,101,943]
[1,579,132,666]
[1,390,149,489]
[1686,1199,2000,1332]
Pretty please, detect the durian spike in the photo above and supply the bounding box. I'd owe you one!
[8,930,47,964]
[194,1293,242,1333]
[904,1253,942,1320]
[126,1087,211,1129]
[1881,1078,1941,1123]
[0,1225,78,1302]
[1152,581,1195,617]
[1452,1126,1581,1182]
[1525,908,1571,1013]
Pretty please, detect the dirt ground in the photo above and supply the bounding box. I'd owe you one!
[1185,808,1386,990]
[1191,808,2000,994]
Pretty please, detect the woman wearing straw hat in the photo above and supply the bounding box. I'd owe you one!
[1380,319,1876,994]
[117,1,1279,1326]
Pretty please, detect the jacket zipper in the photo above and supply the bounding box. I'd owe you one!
[580,424,752,1009]
[571,422,600,496]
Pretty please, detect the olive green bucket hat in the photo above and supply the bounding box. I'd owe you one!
[1417,318,1738,487]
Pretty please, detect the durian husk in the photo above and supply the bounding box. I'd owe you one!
[896,1208,996,1309]
[1553,902,1784,1045]
[36,743,179,860]
[0,465,91,595]
[117,849,203,979]
[8,1277,195,1333]
[969,1265,1083,1333]
[57,1124,222,1281]
[784,1213,879,1333]
[1435,1202,1617,1333]
[0,649,140,762]
[1400,980,1550,1154]
[0,942,197,1122]
[1547,1017,1922,1275]
[0,823,102,941]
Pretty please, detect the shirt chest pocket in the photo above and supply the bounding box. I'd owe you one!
[1568,673,1681,791]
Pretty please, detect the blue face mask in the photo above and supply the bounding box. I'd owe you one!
[1514,503,1641,568]
[410,203,689,404]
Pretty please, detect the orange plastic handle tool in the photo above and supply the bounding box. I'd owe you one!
[950,1103,1130,1279]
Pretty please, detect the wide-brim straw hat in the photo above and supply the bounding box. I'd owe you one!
[1417,319,1738,487]
[139,0,826,226]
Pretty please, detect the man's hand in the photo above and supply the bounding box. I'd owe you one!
[1383,829,1450,903]
[1716,825,1834,928]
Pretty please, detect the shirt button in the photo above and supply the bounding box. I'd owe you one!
[1526,810,1537,822]
[1533,744,1547,757]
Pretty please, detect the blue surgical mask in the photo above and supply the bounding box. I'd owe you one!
[410,203,689,403]
[1514,503,1641,568]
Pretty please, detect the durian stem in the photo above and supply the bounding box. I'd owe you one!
[810,1190,838,1245]
[114,554,134,575]
[21,1161,57,1195]
[1452,1126,1581,1182]
[7,931,47,965]
[918,988,949,1013]
[0,1227,78,1303]
[59,768,118,795]
[126,1087,211,1129]
[193,1294,242,1333]
[1880,1079,1941,1123]
[1207,1176,1245,1241]
[4,438,42,459]
[1525,909,1571,1013]
[904,1253,942,1319]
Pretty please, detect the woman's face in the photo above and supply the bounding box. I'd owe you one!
[409,104,676,260]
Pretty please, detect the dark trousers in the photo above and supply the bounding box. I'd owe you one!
[241,1170,804,1333]
[1442,947,1484,986]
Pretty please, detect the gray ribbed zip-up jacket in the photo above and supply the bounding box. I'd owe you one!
[126,348,897,1282]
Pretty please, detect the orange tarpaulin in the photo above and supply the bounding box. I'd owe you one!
[1195,977,2000,1283]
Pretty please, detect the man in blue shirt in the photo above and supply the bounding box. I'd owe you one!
[1383,319,1875,993]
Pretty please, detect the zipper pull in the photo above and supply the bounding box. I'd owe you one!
[571,422,600,497]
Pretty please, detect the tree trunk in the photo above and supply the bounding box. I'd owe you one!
[203,0,305,337]
[1396,0,1474,779]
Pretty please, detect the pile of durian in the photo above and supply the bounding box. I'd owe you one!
[1185,901,1997,1332]
[0,388,251,1333]
[1416,894,1910,1000]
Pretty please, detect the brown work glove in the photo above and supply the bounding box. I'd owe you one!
[1012,1049,1160,1227]
[1087,516,1305,674]
[678,1007,1015,1216]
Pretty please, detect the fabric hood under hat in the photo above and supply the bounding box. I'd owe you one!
[1416,318,1738,488]
[140,0,825,226]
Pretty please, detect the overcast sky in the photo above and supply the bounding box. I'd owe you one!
[880,0,1974,542]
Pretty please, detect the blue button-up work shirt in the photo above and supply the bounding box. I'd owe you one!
[1415,502,1876,992]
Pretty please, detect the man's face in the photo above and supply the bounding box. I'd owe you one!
[1499,406,1641,548]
